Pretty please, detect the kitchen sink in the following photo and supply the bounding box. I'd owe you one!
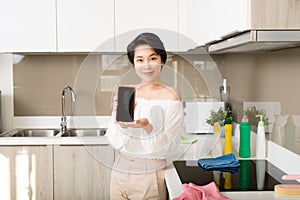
[61,128,106,137]
[11,129,60,137]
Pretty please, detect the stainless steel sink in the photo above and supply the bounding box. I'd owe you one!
[61,128,106,137]
[11,129,60,137]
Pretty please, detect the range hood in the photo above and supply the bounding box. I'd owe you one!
[208,30,300,54]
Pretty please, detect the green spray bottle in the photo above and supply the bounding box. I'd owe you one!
[239,115,251,158]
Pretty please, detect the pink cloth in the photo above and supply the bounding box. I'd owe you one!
[173,182,230,200]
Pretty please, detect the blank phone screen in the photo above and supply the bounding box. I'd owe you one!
[116,86,135,122]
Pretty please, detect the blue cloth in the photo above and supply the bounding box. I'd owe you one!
[198,153,240,174]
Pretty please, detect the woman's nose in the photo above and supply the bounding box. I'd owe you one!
[143,61,151,69]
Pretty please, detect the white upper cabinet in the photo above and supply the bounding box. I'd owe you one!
[179,0,248,50]
[0,0,56,52]
[115,0,179,52]
[57,0,114,52]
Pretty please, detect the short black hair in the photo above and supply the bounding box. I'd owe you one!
[127,33,167,65]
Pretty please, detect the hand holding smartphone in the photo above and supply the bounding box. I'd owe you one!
[116,86,136,122]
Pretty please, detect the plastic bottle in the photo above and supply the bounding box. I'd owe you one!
[271,114,282,145]
[211,122,223,187]
[224,119,233,189]
[256,114,266,159]
[239,115,251,158]
[284,115,296,151]
[211,122,223,158]
[224,123,232,154]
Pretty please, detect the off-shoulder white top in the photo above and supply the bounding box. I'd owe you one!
[106,98,184,159]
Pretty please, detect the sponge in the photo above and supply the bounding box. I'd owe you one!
[274,184,300,197]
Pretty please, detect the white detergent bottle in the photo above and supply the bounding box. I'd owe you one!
[256,114,266,159]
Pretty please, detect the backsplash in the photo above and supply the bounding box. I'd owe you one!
[213,48,300,155]
[12,48,300,155]
[13,54,210,116]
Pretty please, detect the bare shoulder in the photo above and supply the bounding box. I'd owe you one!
[164,86,181,101]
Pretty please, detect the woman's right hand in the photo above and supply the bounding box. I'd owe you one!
[117,118,153,134]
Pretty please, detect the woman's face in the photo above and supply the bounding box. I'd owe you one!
[133,44,163,84]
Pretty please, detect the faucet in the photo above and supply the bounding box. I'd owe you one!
[60,86,76,134]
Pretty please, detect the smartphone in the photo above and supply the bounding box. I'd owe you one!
[116,86,136,122]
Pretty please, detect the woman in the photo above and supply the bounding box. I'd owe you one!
[106,32,184,200]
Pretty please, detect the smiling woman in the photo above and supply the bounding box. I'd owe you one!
[106,32,184,200]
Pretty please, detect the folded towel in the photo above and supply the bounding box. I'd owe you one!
[198,153,240,174]
[173,182,230,200]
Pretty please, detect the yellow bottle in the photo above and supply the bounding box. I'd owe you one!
[224,123,233,189]
[224,123,232,154]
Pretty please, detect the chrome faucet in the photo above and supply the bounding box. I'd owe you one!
[60,86,76,134]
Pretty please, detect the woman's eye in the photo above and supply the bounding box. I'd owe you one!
[136,59,143,62]
[150,57,157,61]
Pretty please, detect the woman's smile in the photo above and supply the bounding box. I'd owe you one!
[142,71,154,76]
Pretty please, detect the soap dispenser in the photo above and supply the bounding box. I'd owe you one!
[256,114,266,159]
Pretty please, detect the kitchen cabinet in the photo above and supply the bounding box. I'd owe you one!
[0,146,53,200]
[179,0,248,49]
[115,0,179,52]
[53,145,114,199]
[205,0,300,49]
[56,0,114,52]
[206,0,300,53]
[0,0,57,53]
[249,0,300,29]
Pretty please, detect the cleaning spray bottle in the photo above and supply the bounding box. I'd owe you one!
[239,115,251,158]
[256,114,266,159]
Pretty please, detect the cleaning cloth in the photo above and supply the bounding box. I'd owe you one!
[180,135,198,144]
[173,182,230,200]
[198,153,240,174]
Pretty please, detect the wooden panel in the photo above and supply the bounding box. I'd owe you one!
[53,145,114,200]
[251,0,300,29]
[0,146,53,200]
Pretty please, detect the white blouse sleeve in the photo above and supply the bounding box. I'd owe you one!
[142,101,184,157]
[105,98,129,150]
[106,100,184,158]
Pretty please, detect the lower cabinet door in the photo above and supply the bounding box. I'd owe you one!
[53,145,114,200]
[0,145,53,200]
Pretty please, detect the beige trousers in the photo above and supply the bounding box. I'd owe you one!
[110,153,167,200]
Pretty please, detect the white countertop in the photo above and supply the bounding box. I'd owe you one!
[165,134,300,200]
[0,116,111,145]
[1,117,300,199]
[0,135,110,145]
[165,163,300,200]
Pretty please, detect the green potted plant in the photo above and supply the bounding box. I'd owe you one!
[206,107,233,127]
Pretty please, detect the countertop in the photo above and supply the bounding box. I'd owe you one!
[0,135,110,145]
[165,133,300,200]
[165,160,300,200]
[1,117,300,199]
